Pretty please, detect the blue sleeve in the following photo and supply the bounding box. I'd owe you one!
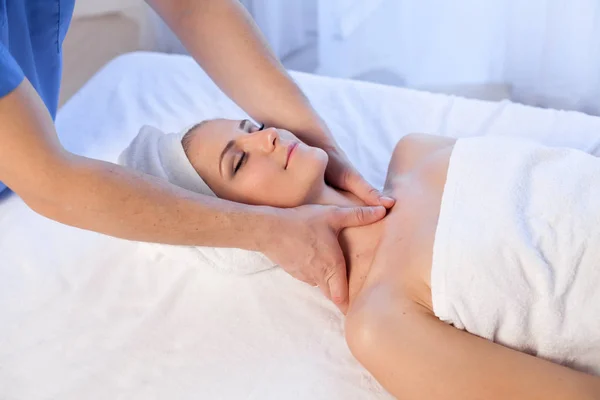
[0,43,23,192]
[0,42,25,99]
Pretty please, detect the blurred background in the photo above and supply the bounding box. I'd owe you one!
[62,0,600,116]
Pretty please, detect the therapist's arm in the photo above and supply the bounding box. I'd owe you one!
[0,81,385,306]
[146,0,394,209]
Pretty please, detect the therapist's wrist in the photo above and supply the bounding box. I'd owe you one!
[227,203,282,253]
[249,206,287,254]
[262,110,333,148]
[293,118,336,150]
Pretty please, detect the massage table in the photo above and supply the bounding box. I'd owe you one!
[1,52,599,400]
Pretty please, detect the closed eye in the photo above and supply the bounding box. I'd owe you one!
[234,152,246,174]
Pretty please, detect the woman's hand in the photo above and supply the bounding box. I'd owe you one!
[260,204,387,313]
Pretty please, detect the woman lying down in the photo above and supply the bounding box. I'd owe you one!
[119,119,600,399]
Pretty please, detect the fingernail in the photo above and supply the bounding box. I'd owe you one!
[382,196,395,202]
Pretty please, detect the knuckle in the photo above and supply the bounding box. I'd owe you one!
[354,207,366,224]
[321,263,340,284]
[341,168,354,185]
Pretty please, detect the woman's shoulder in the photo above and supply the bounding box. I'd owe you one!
[383,133,456,191]
[393,133,456,165]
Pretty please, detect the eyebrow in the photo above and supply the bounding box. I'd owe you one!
[219,140,235,177]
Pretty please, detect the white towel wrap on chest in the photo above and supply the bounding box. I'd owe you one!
[432,136,600,375]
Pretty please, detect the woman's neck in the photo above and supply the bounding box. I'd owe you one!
[314,185,364,207]
[312,185,383,302]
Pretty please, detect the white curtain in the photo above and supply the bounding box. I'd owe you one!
[318,0,600,115]
[502,1,600,115]
[243,0,316,60]
[141,0,316,61]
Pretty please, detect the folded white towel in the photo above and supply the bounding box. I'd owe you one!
[118,125,214,195]
[432,136,600,374]
[118,125,276,275]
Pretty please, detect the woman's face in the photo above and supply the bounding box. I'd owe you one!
[184,119,328,207]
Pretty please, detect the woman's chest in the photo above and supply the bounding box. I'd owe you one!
[373,150,452,308]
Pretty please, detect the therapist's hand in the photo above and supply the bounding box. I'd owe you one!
[262,204,386,313]
[324,144,395,209]
[296,122,395,209]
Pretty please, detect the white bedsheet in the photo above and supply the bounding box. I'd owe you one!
[1,52,600,400]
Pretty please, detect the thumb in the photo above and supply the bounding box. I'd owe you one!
[328,161,395,208]
[328,269,349,314]
[342,169,386,207]
[333,206,387,229]
[318,256,350,313]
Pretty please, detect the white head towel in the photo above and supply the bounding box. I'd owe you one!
[118,125,214,196]
[118,125,276,275]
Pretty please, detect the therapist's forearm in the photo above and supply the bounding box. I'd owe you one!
[27,156,272,249]
[147,0,332,146]
[0,80,273,250]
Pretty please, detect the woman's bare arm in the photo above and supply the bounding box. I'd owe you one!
[346,290,600,400]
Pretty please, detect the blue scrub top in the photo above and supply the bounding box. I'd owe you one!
[0,0,75,192]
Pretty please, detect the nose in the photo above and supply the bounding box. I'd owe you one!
[242,127,279,153]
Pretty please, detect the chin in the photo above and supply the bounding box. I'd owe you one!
[300,146,327,174]
[298,154,328,203]
[305,146,328,168]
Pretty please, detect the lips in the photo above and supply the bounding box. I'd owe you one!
[285,143,298,169]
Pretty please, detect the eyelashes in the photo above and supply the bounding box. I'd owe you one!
[234,152,246,174]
